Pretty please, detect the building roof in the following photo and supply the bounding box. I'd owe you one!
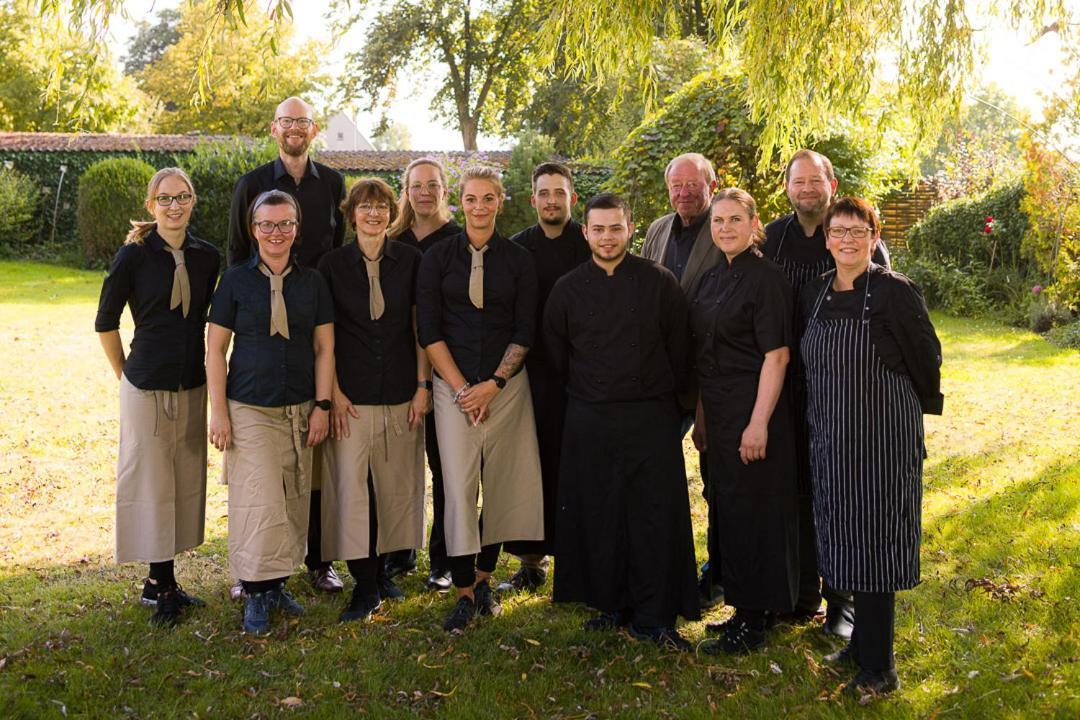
[318,150,513,172]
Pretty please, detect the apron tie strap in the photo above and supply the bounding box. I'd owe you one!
[284,403,310,493]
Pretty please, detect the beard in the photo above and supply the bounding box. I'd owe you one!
[791,192,829,217]
[278,133,311,158]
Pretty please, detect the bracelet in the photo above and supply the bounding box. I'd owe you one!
[452,383,471,405]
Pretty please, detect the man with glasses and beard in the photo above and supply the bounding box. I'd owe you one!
[227,96,347,599]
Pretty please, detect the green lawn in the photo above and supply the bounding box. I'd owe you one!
[0,260,1077,719]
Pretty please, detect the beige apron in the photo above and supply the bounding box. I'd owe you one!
[224,400,313,581]
[322,401,426,560]
[116,376,207,563]
[434,371,544,556]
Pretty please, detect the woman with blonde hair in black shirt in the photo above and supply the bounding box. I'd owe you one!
[96,167,220,627]
[416,165,543,632]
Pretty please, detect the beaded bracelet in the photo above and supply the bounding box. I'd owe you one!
[452,383,471,405]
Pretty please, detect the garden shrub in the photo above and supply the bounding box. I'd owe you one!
[1046,318,1080,349]
[76,157,156,267]
[0,167,44,253]
[1027,293,1074,333]
[499,131,557,237]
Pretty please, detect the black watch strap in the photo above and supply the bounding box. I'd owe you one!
[418,380,433,391]
[492,375,507,389]
[314,399,331,411]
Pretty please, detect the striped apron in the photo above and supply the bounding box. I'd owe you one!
[801,271,924,593]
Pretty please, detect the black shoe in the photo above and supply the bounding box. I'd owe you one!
[824,600,855,639]
[629,625,692,652]
[339,588,382,623]
[844,668,900,696]
[824,643,859,667]
[269,587,305,616]
[426,569,452,592]
[141,580,206,608]
[702,613,766,654]
[443,596,477,632]
[582,609,632,631]
[149,587,182,628]
[473,580,502,617]
[377,575,406,602]
[698,575,724,610]
[776,603,822,624]
[496,566,546,594]
[384,551,417,579]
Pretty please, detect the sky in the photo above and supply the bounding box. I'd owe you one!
[103,0,1073,153]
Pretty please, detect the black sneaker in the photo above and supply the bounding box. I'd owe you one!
[582,609,632,631]
[629,625,692,652]
[442,596,477,632]
[496,566,546,594]
[702,614,766,655]
[844,668,900,696]
[141,580,206,608]
[473,580,502,617]
[383,550,417,579]
[150,587,182,628]
[377,576,406,602]
[339,588,382,623]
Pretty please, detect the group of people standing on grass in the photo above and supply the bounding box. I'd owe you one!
[96,95,943,697]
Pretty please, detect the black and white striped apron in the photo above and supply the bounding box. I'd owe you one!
[772,217,833,298]
[800,271,924,592]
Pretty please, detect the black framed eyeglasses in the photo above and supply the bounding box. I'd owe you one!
[275,116,314,130]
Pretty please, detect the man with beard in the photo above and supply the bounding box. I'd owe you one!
[641,152,724,609]
[546,193,699,651]
[762,149,889,638]
[226,96,347,598]
[501,163,590,593]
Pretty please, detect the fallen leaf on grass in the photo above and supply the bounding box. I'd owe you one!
[769,662,782,675]
[429,686,456,698]
[280,696,303,707]
[525,638,540,647]
[631,682,652,689]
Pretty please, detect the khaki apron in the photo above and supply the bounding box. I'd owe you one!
[434,371,544,556]
[116,376,207,563]
[322,400,426,560]
[224,400,313,582]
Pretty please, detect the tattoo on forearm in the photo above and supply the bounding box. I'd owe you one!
[495,343,529,379]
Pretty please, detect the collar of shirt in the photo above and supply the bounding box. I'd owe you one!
[145,228,210,254]
[345,237,399,266]
[243,250,296,275]
[529,219,580,243]
[584,254,636,278]
[786,213,825,241]
[675,208,709,235]
[272,156,320,182]
[456,232,504,255]
[722,244,763,271]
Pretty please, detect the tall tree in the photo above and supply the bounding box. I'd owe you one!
[136,0,322,135]
[332,0,537,151]
[122,7,181,75]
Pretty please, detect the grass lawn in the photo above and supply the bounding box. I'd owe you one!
[0,259,1077,719]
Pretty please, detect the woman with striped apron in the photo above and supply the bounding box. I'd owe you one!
[97,168,220,627]
[207,190,335,636]
[800,197,943,695]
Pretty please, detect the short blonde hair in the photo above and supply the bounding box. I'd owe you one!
[711,187,765,245]
[458,165,505,198]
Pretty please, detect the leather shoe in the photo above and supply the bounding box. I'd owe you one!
[824,600,855,639]
[844,668,900,696]
[310,566,344,594]
[583,609,631,631]
[629,624,692,652]
[824,643,859,667]
[426,569,452,591]
[383,551,417,579]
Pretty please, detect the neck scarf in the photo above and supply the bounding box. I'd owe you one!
[468,244,488,309]
[166,246,190,318]
[258,263,293,338]
[364,254,385,320]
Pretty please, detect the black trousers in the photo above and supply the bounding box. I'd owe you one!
[305,489,329,571]
[852,591,896,672]
[449,542,502,589]
[345,472,384,597]
[384,419,448,573]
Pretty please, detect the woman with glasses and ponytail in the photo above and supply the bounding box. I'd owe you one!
[206,190,335,636]
[799,197,942,695]
[96,168,220,627]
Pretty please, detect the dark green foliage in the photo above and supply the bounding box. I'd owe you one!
[498,132,557,236]
[76,158,157,267]
[1046,318,1080,348]
[0,167,44,254]
[122,8,181,75]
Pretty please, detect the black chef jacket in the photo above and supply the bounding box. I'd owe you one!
[764,212,890,297]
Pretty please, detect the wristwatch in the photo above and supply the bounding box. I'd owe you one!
[314,399,331,411]
[418,380,433,391]
[491,375,507,389]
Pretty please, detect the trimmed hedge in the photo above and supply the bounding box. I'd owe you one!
[0,167,45,253]
[77,158,157,267]
[183,139,278,249]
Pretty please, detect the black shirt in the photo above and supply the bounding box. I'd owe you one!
[663,210,708,281]
[208,254,334,407]
[510,220,591,364]
[317,240,422,406]
[416,232,537,384]
[798,264,943,415]
[393,220,461,255]
[95,230,221,391]
[543,254,690,403]
[227,158,346,268]
[690,246,793,379]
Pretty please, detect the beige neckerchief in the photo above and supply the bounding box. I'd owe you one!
[258,262,293,338]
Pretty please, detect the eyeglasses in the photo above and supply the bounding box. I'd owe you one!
[827,226,873,239]
[668,181,704,193]
[154,192,194,207]
[275,116,314,130]
[409,181,442,194]
[357,203,391,215]
[253,220,298,234]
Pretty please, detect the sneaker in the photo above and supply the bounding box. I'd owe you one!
[269,586,305,616]
[496,566,546,594]
[229,581,245,602]
[629,625,692,652]
[309,566,344,594]
[339,588,382,623]
[582,609,632,632]
[824,643,859,667]
[473,580,502,617]
[149,587,182,628]
[824,600,855,639]
[702,614,766,655]
[243,592,272,635]
[442,596,477,632]
[377,576,406,602]
[844,668,900,696]
[426,569,452,592]
[141,580,206,608]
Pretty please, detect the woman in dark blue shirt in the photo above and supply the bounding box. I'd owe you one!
[96,167,220,628]
[207,190,334,636]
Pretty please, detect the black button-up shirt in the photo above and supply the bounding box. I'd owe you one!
[663,210,708,281]
[393,220,461,255]
[227,158,346,268]
[510,220,591,365]
[208,255,334,407]
[798,264,943,415]
[95,230,221,391]
[690,247,792,379]
[317,240,422,406]
[416,232,537,383]
[543,254,690,403]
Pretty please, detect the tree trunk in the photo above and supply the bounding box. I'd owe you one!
[460,117,478,151]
